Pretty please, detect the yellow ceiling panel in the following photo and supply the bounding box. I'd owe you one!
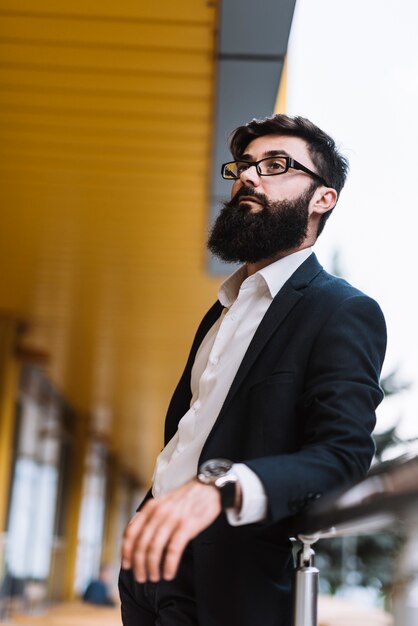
[0,137,210,171]
[0,67,212,99]
[0,0,215,23]
[0,88,211,122]
[0,14,213,51]
[0,128,209,161]
[0,107,211,138]
[0,43,212,79]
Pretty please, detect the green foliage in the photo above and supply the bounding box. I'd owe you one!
[315,531,406,596]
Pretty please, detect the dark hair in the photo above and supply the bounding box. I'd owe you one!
[229,114,349,236]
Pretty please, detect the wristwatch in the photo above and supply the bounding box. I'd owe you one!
[197,458,239,510]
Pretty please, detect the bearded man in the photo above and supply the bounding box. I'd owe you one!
[119,114,387,626]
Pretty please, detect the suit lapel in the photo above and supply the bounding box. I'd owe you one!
[223,283,303,401]
[200,254,323,452]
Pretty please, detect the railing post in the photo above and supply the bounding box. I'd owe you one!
[292,539,319,626]
[391,508,418,626]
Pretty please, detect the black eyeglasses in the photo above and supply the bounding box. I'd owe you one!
[221,155,329,187]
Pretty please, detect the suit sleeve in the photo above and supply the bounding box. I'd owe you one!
[245,294,387,524]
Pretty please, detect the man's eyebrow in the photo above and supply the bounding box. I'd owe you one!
[239,149,290,160]
[264,149,290,157]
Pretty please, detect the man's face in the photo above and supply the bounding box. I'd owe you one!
[230,134,319,207]
[207,134,320,264]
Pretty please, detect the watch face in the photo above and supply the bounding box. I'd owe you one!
[200,458,233,477]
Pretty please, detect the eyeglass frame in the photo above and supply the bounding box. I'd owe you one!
[221,155,330,187]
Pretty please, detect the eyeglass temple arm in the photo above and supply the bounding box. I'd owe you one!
[289,158,329,187]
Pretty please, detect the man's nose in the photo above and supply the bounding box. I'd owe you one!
[239,164,261,186]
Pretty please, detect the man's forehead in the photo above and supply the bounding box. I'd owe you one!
[241,134,311,162]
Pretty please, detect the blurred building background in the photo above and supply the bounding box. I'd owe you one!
[0,0,297,610]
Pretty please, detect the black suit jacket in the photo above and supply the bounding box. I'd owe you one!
[143,253,387,626]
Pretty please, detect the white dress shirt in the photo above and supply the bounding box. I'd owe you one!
[152,248,312,524]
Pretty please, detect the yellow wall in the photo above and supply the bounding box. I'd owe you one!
[0,0,220,485]
[275,56,288,113]
[0,0,293,600]
[0,318,19,541]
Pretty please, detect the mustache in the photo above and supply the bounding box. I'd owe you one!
[229,186,269,208]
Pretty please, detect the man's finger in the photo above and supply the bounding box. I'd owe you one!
[131,521,156,582]
[127,499,179,581]
[121,506,154,568]
[145,518,180,582]
[131,509,172,582]
[162,527,192,581]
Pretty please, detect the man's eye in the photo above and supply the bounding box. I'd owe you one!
[236,162,250,174]
[265,159,286,172]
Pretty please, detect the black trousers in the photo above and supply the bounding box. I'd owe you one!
[119,539,294,626]
[119,545,198,626]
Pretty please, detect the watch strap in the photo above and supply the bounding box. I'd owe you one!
[219,479,237,510]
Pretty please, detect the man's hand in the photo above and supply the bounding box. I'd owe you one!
[121,479,221,583]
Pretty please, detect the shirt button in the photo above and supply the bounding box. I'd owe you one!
[210,355,219,365]
[193,400,201,411]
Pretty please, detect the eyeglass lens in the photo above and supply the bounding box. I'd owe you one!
[224,156,288,179]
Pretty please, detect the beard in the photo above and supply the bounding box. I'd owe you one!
[207,184,316,264]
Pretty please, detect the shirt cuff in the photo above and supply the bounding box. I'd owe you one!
[226,463,268,526]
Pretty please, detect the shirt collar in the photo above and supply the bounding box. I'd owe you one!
[258,248,312,298]
[218,248,312,307]
[218,264,247,307]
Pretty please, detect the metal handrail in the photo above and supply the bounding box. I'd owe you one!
[292,454,418,626]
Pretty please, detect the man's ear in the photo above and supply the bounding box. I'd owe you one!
[309,187,338,216]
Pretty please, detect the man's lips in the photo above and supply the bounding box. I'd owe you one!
[238,195,263,205]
